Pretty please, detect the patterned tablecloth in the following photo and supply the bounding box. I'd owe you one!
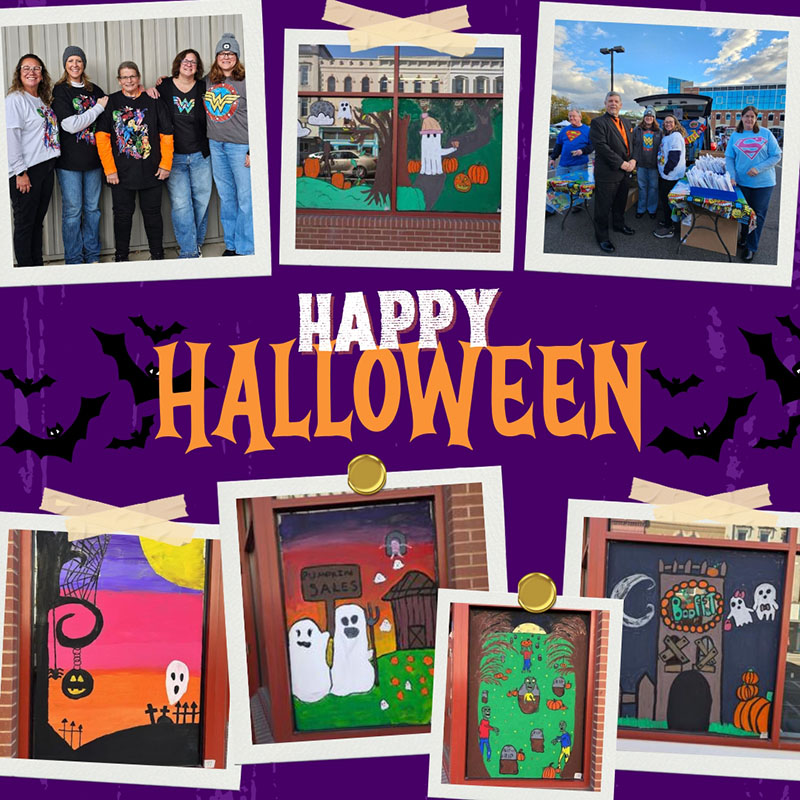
[546,165,594,214]
[668,178,757,232]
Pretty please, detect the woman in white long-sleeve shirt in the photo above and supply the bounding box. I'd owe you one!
[6,53,60,267]
[51,46,108,264]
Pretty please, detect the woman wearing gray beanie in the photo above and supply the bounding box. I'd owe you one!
[204,33,253,256]
[51,45,108,263]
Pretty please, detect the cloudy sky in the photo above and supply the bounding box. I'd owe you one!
[552,21,787,112]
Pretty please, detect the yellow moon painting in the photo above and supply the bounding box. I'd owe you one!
[512,622,547,634]
[139,537,206,590]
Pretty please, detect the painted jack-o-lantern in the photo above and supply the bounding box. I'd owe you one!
[453,172,472,193]
[62,668,94,699]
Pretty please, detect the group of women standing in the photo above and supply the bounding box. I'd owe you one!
[549,103,780,263]
[6,32,253,266]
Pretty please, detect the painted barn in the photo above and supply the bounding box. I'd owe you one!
[381,570,437,649]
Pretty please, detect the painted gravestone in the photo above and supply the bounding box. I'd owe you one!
[30,532,207,765]
[464,607,590,781]
[276,499,439,732]
[606,541,786,738]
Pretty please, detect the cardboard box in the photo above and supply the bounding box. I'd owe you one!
[680,212,740,256]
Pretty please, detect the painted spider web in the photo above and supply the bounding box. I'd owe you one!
[58,534,111,604]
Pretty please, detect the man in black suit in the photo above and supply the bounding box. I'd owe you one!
[590,91,636,253]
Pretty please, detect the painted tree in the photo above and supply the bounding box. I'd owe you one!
[545,616,588,780]
[350,98,393,206]
[465,610,515,779]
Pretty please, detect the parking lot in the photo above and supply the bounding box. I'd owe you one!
[543,164,782,265]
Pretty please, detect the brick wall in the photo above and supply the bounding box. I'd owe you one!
[590,610,610,791]
[0,530,19,757]
[296,213,501,253]
[444,484,489,589]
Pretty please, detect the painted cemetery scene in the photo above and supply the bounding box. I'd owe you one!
[606,541,785,738]
[277,499,439,732]
[30,532,206,765]
[465,607,590,781]
[296,46,503,214]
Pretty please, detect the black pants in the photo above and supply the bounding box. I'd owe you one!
[10,159,55,267]
[593,177,629,242]
[658,177,679,228]
[110,183,164,259]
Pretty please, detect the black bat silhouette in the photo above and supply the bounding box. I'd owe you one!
[646,367,703,397]
[0,393,109,461]
[108,414,155,450]
[740,328,800,404]
[93,328,216,404]
[129,315,187,344]
[0,367,56,396]
[754,414,800,450]
[647,393,756,461]
[777,314,800,341]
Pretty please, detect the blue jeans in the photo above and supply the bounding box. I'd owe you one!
[166,151,212,258]
[739,184,774,253]
[637,167,659,214]
[479,737,491,760]
[209,139,253,255]
[57,167,102,263]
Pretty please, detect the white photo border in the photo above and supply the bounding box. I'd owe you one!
[564,498,800,779]
[0,0,270,287]
[219,465,508,764]
[279,29,520,271]
[0,513,242,790]
[426,589,622,800]
[526,2,800,286]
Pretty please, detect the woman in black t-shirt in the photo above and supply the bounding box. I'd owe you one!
[51,45,108,264]
[159,49,212,259]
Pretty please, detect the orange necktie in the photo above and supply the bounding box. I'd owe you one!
[612,116,629,154]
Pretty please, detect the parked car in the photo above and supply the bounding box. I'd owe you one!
[307,149,377,179]
[549,125,559,154]
[770,126,784,148]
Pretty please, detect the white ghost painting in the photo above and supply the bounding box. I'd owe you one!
[379,618,392,632]
[374,572,387,584]
[404,680,412,691]
[337,100,353,122]
[726,591,754,628]
[392,559,404,571]
[331,603,375,696]
[380,699,389,710]
[419,112,458,175]
[288,618,331,703]
[166,659,189,704]
[753,583,780,621]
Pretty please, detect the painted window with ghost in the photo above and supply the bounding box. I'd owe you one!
[296,45,503,214]
[583,517,800,750]
[15,530,223,767]
[277,498,441,733]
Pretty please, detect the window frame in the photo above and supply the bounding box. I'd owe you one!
[583,517,799,751]
[443,601,602,790]
[297,45,503,219]
[239,487,451,743]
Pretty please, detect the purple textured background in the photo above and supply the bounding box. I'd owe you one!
[2,0,800,797]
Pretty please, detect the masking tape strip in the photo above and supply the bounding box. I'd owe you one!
[40,488,194,545]
[322,0,478,58]
[630,478,777,527]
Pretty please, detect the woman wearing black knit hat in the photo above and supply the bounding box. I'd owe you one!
[204,32,253,256]
[51,45,108,263]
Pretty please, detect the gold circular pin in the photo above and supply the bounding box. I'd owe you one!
[517,572,558,614]
[347,454,387,495]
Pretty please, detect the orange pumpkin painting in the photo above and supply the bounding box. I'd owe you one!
[467,163,490,184]
[454,173,472,193]
[303,158,321,178]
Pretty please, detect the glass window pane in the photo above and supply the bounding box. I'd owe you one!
[606,539,787,741]
[277,500,440,733]
[780,556,800,737]
[399,98,502,213]
[297,96,391,211]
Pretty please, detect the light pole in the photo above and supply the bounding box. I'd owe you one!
[599,46,625,92]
